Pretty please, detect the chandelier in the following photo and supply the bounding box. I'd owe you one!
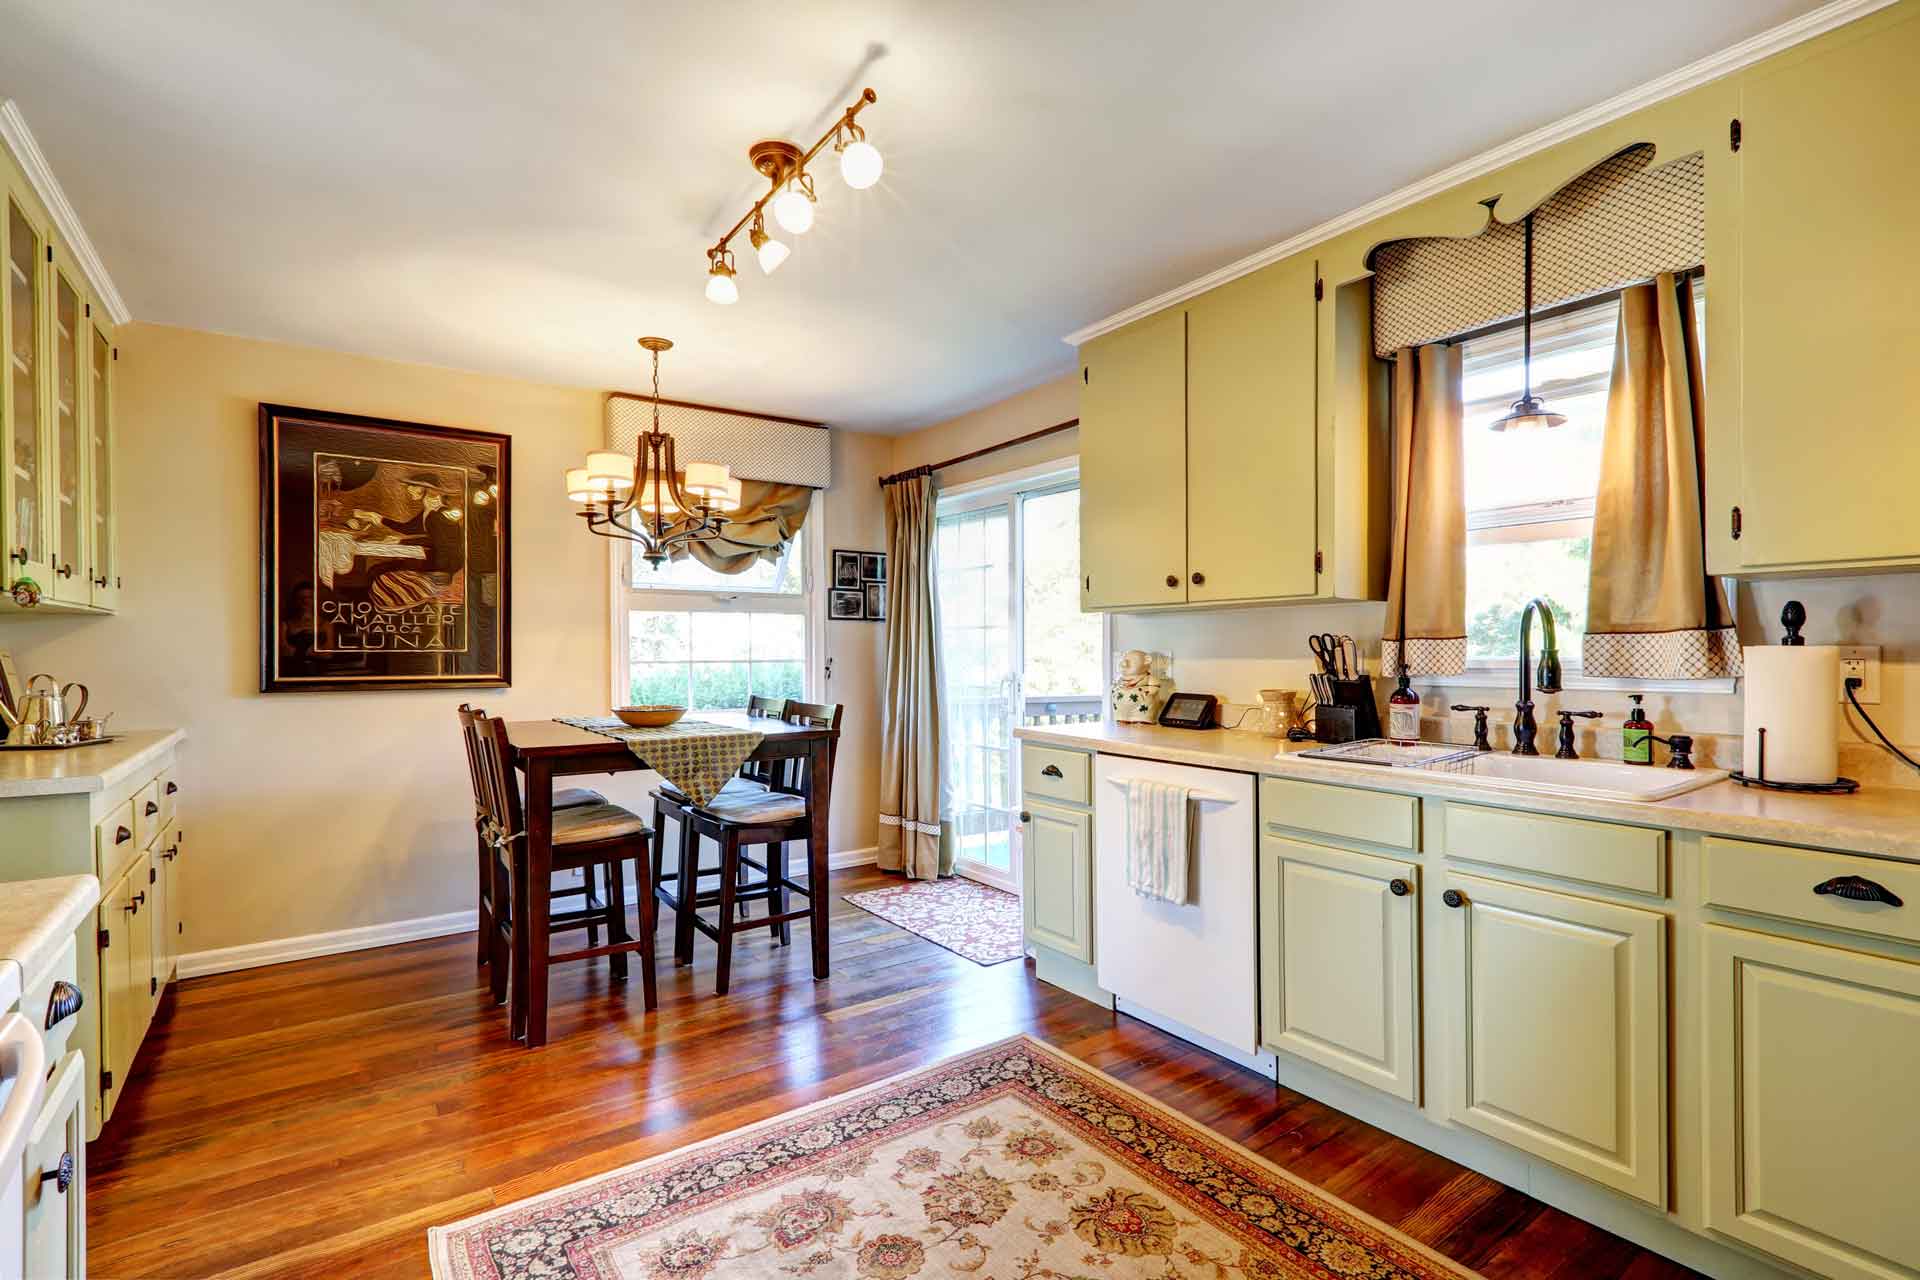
[705,87,883,304]
[566,337,741,568]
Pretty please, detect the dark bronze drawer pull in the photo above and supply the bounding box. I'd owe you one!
[115,825,132,845]
[1442,889,1466,909]
[166,781,179,795]
[127,891,145,913]
[45,980,83,1030]
[41,1152,73,1195]
[1813,875,1903,907]
[1389,878,1410,897]
[1040,764,1064,779]
[145,800,159,816]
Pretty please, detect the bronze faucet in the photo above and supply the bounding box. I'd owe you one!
[1512,598,1563,756]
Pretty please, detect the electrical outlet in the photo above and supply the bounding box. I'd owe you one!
[1839,644,1881,704]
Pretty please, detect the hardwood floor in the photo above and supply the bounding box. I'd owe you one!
[87,866,1698,1279]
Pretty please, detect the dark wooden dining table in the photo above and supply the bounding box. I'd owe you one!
[503,712,840,1045]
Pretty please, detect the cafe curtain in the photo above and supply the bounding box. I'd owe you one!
[1583,274,1741,678]
[670,480,813,575]
[1380,343,1467,677]
[877,473,953,879]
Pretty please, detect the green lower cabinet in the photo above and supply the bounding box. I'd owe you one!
[1022,798,1092,962]
[1257,831,1420,1102]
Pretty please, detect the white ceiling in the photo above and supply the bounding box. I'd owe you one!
[0,0,1823,432]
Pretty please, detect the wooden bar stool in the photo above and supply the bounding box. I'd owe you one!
[457,704,607,1001]
[653,701,841,995]
[469,712,658,1037]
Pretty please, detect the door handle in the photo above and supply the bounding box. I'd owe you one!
[41,1151,74,1194]
[1041,764,1064,779]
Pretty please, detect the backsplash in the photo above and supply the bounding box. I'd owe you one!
[1110,573,1920,789]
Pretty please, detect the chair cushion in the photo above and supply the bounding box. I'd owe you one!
[553,786,606,809]
[701,786,807,825]
[552,802,650,846]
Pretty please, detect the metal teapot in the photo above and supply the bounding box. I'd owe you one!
[0,673,88,745]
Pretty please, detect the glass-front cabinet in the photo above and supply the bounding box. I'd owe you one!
[0,139,121,615]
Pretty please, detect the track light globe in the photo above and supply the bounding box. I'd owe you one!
[772,185,815,235]
[839,140,883,189]
[705,271,739,305]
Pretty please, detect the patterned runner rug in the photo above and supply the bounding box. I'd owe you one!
[844,876,1024,965]
[429,1035,1479,1280]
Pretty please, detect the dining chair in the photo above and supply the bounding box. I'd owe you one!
[653,700,842,995]
[650,695,788,922]
[457,705,610,998]
[468,711,658,1035]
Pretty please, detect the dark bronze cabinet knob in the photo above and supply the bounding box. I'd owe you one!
[1191,571,1205,586]
[1389,878,1410,897]
[57,563,72,578]
[1018,811,1031,824]
[41,1152,73,1194]
[1165,574,1179,589]
[1443,889,1466,909]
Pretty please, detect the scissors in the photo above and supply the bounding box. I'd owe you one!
[1309,634,1344,679]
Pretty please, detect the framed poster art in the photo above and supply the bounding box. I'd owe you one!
[259,403,510,692]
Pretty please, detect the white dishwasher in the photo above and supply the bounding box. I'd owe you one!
[1093,754,1259,1055]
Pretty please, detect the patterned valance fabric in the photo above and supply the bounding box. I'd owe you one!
[1371,145,1704,357]
[604,396,832,488]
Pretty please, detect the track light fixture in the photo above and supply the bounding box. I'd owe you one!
[704,87,882,303]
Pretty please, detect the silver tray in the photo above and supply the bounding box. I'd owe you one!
[0,734,120,752]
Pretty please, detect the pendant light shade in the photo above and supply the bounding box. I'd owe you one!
[1491,212,1565,433]
[839,138,883,189]
[772,180,815,235]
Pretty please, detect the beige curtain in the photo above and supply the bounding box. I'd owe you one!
[877,474,952,879]
[671,480,813,576]
[1380,343,1467,677]
[1583,274,1740,678]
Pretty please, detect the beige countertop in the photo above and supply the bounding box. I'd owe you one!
[0,728,185,799]
[1014,720,1920,863]
[0,874,98,985]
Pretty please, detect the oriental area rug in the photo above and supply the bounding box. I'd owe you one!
[844,877,1025,965]
[429,1036,1477,1280]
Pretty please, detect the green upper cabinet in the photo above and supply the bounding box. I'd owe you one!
[1186,255,1318,603]
[48,254,89,603]
[4,192,52,593]
[1078,305,1188,610]
[1716,2,1920,574]
[88,310,119,609]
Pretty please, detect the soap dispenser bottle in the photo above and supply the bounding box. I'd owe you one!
[1623,694,1654,765]
[1388,672,1421,745]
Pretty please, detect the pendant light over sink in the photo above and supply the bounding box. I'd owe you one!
[1490,212,1568,432]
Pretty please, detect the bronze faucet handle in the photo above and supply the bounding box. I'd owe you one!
[1553,710,1604,760]
[1450,705,1492,752]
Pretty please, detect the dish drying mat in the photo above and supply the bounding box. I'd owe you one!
[1296,739,1483,768]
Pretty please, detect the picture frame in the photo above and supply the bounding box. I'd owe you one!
[865,582,886,620]
[860,552,886,583]
[832,549,862,589]
[259,403,511,692]
[829,588,866,620]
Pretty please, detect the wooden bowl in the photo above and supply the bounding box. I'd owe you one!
[614,705,685,729]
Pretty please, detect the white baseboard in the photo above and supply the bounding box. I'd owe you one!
[177,847,883,980]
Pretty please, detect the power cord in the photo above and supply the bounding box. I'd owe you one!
[1844,676,1920,774]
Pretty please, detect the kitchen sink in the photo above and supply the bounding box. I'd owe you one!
[1295,741,1727,803]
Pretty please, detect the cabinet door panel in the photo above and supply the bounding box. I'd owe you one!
[4,195,51,586]
[88,316,118,609]
[1186,255,1318,602]
[1443,872,1666,1206]
[1735,6,1920,570]
[21,1049,85,1280]
[1077,308,1187,610]
[97,867,133,1115]
[1023,799,1091,961]
[48,260,86,601]
[1705,926,1920,1280]
[1259,834,1418,1101]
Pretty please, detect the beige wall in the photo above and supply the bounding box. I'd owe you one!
[817,430,891,855]
[888,376,1078,489]
[4,323,889,955]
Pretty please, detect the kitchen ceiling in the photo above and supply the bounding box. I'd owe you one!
[0,0,1824,431]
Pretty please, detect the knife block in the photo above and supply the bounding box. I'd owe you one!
[1314,677,1381,744]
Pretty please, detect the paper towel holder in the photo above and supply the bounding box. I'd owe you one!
[1731,725,1860,794]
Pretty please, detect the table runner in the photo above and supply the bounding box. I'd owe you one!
[555,716,765,806]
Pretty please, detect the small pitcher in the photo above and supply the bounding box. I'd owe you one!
[1257,689,1307,739]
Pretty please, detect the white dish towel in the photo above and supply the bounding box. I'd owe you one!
[1124,778,1193,904]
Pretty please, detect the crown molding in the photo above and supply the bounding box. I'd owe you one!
[1062,0,1895,347]
[0,100,131,325]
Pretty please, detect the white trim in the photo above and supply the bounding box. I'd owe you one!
[1060,0,1894,346]
[828,845,878,870]
[0,101,131,324]
[935,459,1079,504]
[176,910,480,979]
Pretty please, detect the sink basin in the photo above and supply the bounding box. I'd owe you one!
[1300,748,1728,803]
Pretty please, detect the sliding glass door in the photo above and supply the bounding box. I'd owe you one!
[935,475,1103,894]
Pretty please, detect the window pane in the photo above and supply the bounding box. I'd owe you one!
[629,662,690,706]
[751,659,804,703]
[1465,530,1591,663]
[631,528,804,593]
[690,610,749,660]
[1461,300,1615,512]
[629,610,690,662]
[1021,487,1103,697]
[689,661,752,710]
[751,611,805,661]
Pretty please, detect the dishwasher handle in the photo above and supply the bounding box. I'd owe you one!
[1103,775,1239,804]
[0,1010,48,1177]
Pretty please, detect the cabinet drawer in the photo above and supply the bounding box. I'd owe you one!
[21,934,81,1071]
[1703,836,1920,947]
[1022,745,1090,807]
[22,1049,86,1280]
[1261,776,1417,850]
[132,779,163,849]
[94,798,138,887]
[1443,803,1664,897]
[158,767,179,828]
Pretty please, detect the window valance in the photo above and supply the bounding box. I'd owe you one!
[604,395,834,489]
[1371,144,1703,358]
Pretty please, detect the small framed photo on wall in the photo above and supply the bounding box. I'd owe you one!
[832,550,862,589]
[865,582,886,620]
[860,552,886,583]
[830,589,866,620]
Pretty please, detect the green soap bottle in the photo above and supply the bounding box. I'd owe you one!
[1623,694,1654,765]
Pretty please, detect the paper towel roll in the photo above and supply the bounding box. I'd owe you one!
[1742,645,1839,784]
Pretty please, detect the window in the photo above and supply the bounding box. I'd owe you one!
[620,531,811,710]
[1459,280,1706,672]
